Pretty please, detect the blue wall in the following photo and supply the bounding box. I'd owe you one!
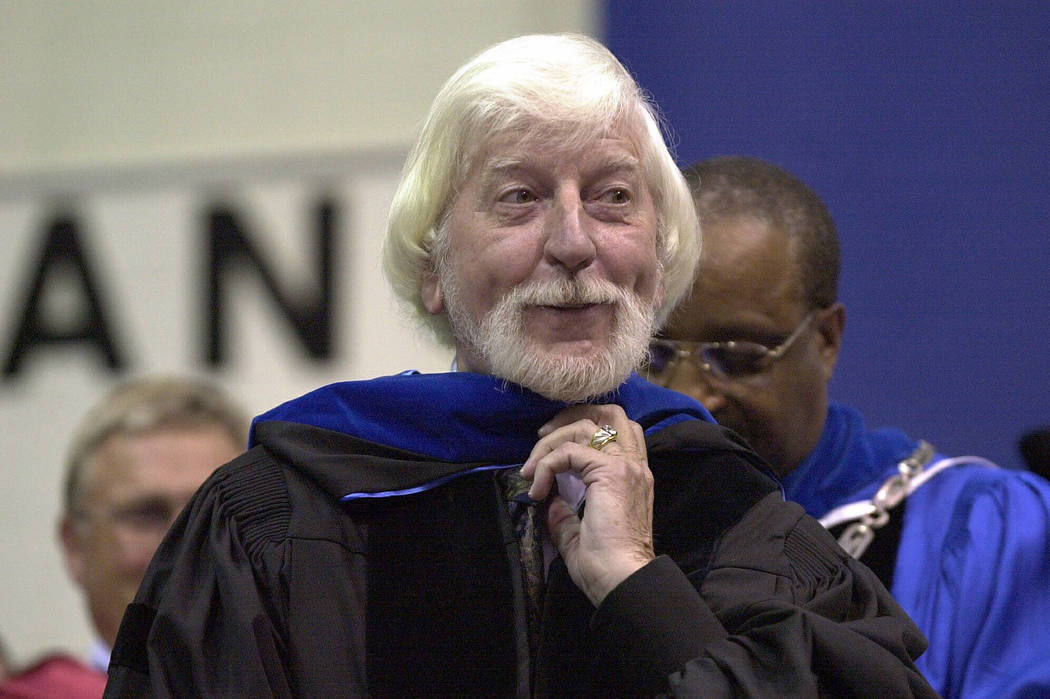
[604,3,1050,469]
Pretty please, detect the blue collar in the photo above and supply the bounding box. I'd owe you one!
[780,402,917,517]
[250,371,714,464]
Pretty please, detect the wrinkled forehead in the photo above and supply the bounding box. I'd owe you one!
[473,129,644,181]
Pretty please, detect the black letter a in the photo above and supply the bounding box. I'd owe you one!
[3,214,126,378]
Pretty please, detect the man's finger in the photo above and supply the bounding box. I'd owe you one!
[526,441,601,500]
[546,496,580,559]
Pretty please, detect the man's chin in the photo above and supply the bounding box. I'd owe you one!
[519,378,625,404]
[492,350,630,403]
[529,339,607,361]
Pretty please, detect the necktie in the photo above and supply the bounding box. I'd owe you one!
[496,468,545,661]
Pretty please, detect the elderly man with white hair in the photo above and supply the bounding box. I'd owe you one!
[105,34,936,697]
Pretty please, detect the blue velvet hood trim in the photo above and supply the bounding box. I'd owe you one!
[249,371,714,465]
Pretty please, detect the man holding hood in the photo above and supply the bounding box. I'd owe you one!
[105,34,936,698]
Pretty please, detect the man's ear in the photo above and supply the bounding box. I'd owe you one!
[59,515,87,587]
[816,302,846,381]
[421,267,444,315]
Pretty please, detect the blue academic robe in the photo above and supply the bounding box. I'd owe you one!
[783,402,1050,698]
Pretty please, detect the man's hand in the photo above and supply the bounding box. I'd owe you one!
[520,404,655,606]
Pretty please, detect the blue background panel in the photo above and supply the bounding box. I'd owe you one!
[604,2,1050,469]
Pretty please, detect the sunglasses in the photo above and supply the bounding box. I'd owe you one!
[647,311,816,383]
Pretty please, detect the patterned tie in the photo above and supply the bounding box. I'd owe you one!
[496,468,546,661]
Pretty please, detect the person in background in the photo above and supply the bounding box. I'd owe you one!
[0,376,247,699]
[650,154,1050,698]
[105,35,935,697]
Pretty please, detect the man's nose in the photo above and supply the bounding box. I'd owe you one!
[543,192,597,272]
[669,372,727,414]
[695,383,727,415]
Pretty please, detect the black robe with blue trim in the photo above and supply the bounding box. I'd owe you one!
[104,372,936,698]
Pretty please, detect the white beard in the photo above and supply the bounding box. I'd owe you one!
[442,273,658,402]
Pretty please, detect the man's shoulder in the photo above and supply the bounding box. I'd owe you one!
[645,418,782,574]
[895,459,1050,584]
[910,457,1050,520]
[648,418,779,497]
[647,416,768,460]
[700,492,864,611]
[188,442,350,548]
[200,443,291,503]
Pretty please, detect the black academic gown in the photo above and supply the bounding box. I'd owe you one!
[104,373,935,697]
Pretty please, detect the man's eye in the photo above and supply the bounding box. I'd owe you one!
[500,189,537,204]
[114,503,174,530]
[601,188,630,204]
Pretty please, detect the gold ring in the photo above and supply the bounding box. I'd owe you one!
[589,424,618,451]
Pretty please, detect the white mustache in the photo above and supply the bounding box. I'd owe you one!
[505,277,626,308]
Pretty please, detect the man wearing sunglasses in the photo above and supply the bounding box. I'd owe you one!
[651,155,1050,699]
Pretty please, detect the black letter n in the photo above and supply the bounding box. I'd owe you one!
[205,199,337,366]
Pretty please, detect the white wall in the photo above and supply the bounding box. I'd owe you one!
[0,1,597,667]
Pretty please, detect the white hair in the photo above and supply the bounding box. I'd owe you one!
[381,33,700,346]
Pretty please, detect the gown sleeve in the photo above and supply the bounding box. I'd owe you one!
[591,493,939,698]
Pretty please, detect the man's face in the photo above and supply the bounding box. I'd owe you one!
[659,215,842,476]
[60,425,242,646]
[423,130,664,401]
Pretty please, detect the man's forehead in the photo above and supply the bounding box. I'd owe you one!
[471,129,643,178]
[666,220,805,338]
[89,426,233,478]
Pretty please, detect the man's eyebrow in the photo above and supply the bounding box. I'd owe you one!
[472,157,529,190]
[475,155,523,173]
[483,156,526,173]
[591,153,641,177]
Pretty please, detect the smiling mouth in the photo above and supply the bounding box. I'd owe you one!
[543,303,594,310]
